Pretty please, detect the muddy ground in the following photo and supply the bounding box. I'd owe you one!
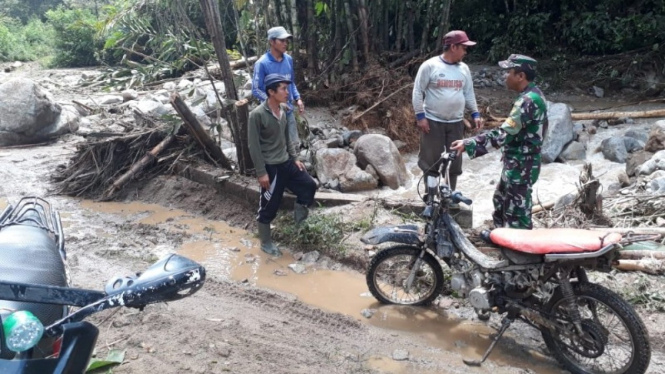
[2,62,665,374]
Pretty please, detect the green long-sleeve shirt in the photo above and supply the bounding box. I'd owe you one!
[248,101,296,177]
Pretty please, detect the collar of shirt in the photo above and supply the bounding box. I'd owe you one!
[262,101,284,120]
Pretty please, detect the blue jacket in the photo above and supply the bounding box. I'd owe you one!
[252,51,301,112]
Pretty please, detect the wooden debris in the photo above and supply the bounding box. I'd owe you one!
[619,250,665,260]
[615,259,665,275]
[570,108,665,120]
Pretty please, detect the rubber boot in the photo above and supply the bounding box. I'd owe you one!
[294,203,309,225]
[258,223,282,257]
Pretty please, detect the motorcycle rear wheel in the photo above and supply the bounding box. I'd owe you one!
[366,246,443,306]
[541,282,651,374]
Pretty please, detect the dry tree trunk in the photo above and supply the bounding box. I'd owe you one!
[343,0,359,71]
[571,109,665,120]
[356,0,370,60]
[579,163,601,217]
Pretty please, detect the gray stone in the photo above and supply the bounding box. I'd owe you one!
[625,129,649,143]
[627,151,655,177]
[601,137,628,163]
[288,263,307,274]
[554,192,578,211]
[392,349,409,361]
[99,95,124,105]
[122,89,139,102]
[623,136,644,153]
[163,81,176,91]
[651,177,665,194]
[638,150,665,175]
[340,166,378,192]
[559,141,586,161]
[177,79,194,90]
[314,148,356,185]
[618,171,631,187]
[342,130,363,146]
[134,99,169,116]
[354,134,409,189]
[301,251,320,264]
[645,120,665,152]
[542,102,575,163]
[360,309,376,319]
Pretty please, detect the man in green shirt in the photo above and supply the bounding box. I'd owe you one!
[451,54,548,229]
[248,73,317,256]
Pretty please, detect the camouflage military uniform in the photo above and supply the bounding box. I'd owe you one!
[463,56,547,229]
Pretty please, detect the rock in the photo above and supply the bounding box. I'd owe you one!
[314,148,357,186]
[163,81,176,91]
[301,251,320,264]
[340,166,378,192]
[273,269,287,276]
[587,125,597,135]
[554,192,578,211]
[0,78,65,146]
[590,86,604,98]
[354,134,409,189]
[360,309,376,319]
[559,141,586,161]
[134,99,169,116]
[292,252,304,261]
[324,136,342,148]
[651,177,665,194]
[601,137,628,163]
[637,150,665,175]
[365,164,380,180]
[44,105,80,138]
[542,102,575,163]
[240,238,253,248]
[177,79,194,90]
[99,95,124,105]
[288,263,307,274]
[393,140,407,150]
[392,349,409,361]
[122,89,139,102]
[342,130,363,146]
[618,171,631,187]
[657,217,665,227]
[623,136,644,153]
[627,150,655,177]
[191,105,212,127]
[625,129,649,143]
[645,120,665,152]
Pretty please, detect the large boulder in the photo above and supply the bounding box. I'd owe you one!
[354,134,408,189]
[626,150,654,177]
[645,120,665,152]
[542,102,574,163]
[314,148,377,192]
[638,150,665,176]
[559,141,586,161]
[0,78,63,146]
[601,137,628,163]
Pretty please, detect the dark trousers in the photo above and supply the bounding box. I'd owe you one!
[257,159,317,224]
[417,119,464,190]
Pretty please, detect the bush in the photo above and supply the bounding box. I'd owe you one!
[46,7,100,67]
[0,16,54,62]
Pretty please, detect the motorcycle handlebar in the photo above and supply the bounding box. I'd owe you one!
[451,191,473,206]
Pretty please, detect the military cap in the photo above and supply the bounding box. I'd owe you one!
[498,54,537,73]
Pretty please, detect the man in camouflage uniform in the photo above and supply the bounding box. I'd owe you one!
[451,54,548,229]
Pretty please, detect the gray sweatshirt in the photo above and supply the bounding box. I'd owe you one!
[412,56,479,123]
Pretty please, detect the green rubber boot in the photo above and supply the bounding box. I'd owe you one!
[294,203,309,225]
[258,223,282,257]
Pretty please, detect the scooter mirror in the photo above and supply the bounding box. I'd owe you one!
[104,254,206,308]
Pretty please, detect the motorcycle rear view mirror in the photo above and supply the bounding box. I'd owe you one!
[104,254,206,308]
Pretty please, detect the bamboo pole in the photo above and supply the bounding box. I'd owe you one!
[615,259,664,275]
[570,109,665,121]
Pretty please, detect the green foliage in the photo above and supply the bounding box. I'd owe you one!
[0,16,55,62]
[273,211,350,256]
[0,0,65,23]
[46,7,100,67]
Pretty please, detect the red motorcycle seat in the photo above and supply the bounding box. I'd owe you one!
[489,228,622,255]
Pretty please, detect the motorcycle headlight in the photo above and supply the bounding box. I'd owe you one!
[2,311,44,352]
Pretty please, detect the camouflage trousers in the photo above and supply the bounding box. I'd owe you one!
[492,178,533,230]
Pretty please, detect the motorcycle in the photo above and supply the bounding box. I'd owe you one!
[0,197,206,373]
[362,152,653,374]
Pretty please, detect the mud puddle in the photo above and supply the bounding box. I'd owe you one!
[80,199,562,373]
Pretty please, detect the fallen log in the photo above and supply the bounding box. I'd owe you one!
[591,227,665,235]
[619,250,665,260]
[570,108,665,121]
[103,133,175,199]
[230,56,258,69]
[352,83,413,122]
[170,93,232,170]
[532,201,555,214]
[615,259,665,275]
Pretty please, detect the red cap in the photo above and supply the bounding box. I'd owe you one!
[443,30,476,46]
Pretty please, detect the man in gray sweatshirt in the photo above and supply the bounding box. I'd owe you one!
[412,30,482,190]
[248,74,317,257]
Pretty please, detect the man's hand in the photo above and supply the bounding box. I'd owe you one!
[258,174,270,190]
[450,139,466,156]
[295,160,306,171]
[297,99,305,114]
[416,118,430,133]
[474,117,483,130]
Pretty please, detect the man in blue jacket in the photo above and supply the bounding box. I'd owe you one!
[252,26,305,158]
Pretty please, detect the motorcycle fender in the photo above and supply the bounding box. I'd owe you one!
[361,225,423,246]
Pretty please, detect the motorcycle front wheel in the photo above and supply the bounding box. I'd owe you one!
[541,282,651,374]
[366,246,444,306]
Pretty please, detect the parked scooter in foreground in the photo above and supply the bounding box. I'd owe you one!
[362,152,653,374]
[0,197,206,373]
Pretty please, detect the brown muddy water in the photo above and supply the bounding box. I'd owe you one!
[80,199,561,373]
